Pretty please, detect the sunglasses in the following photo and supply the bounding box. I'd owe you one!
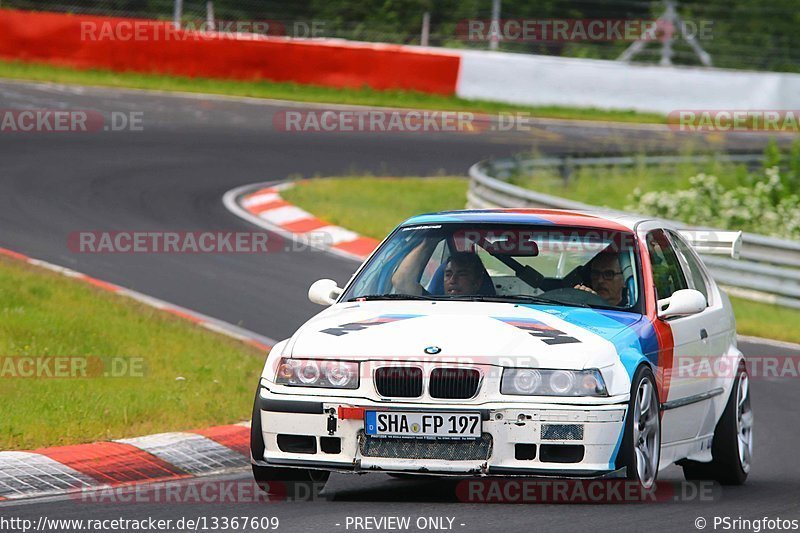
[590,269,623,281]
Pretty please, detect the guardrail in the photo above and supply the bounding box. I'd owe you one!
[481,153,766,183]
[468,155,800,310]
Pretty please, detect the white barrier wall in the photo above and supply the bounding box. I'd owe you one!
[456,50,800,114]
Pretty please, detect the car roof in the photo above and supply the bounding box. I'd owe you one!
[401,208,650,232]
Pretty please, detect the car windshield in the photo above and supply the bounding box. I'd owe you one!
[342,223,642,312]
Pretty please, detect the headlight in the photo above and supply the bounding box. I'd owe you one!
[275,358,359,389]
[501,368,607,397]
[512,369,542,394]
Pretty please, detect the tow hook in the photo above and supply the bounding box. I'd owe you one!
[326,408,337,435]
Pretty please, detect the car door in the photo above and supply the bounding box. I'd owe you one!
[667,229,734,439]
[644,229,708,444]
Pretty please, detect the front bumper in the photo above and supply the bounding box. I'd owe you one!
[254,386,627,477]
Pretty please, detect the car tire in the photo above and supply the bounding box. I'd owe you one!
[250,387,330,494]
[681,363,752,485]
[617,365,661,489]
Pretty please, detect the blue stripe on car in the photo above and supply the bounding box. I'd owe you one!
[520,305,660,470]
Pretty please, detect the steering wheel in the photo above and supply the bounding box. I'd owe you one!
[540,287,610,307]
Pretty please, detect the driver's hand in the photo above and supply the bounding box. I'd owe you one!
[574,284,598,295]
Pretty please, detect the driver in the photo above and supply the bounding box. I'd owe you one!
[442,253,484,295]
[574,251,626,306]
[392,240,483,296]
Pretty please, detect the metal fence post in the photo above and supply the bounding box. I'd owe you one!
[206,1,215,31]
[421,12,431,47]
[173,0,183,30]
[489,0,501,51]
[560,157,574,185]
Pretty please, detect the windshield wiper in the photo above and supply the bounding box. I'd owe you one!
[346,293,436,302]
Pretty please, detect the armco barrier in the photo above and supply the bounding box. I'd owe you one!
[0,10,460,95]
[468,156,800,309]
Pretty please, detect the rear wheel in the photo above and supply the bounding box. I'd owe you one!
[617,366,661,488]
[682,364,752,485]
[250,388,330,494]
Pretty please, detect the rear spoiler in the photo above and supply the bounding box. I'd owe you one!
[678,230,742,259]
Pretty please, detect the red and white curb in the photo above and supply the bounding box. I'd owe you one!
[0,246,276,501]
[0,423,251,501]
[223,181,380,262]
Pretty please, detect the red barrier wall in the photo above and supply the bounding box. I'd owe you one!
[0,10,460,95]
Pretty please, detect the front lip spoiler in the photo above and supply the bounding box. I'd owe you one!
[253,458,627,479]
[486,467,627,479]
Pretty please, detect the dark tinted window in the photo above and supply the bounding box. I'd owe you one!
[646,230,688,301]
[669,231,709,301]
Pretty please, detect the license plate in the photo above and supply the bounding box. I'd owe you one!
[365,411,481,439]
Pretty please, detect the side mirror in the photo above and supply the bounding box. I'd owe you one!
[657,289,707,319]
[308,279,342,306]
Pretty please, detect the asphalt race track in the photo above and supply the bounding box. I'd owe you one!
[1,79,798,532]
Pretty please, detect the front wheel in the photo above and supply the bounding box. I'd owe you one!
[682,363,752,485]
[617,365,661,488]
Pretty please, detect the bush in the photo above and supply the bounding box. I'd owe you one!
[627,167,800,239]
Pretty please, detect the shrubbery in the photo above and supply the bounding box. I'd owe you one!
[627,140,800,239]
[627,168,800,239]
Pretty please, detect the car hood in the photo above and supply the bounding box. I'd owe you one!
[287,300,649,370]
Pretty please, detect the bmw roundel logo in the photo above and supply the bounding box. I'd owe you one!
[424,346,442,355]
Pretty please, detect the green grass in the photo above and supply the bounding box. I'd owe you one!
[281,177,469,239]
[729,296,800,344]
[508,158,751,211]
[283,176,800,344]
[0,59,665,124]
[0,256,265,450]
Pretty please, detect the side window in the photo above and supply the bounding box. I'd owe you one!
[669,231,710,303]
[646,230,688,301]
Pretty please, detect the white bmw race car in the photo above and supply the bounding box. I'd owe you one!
[250,209,753,489]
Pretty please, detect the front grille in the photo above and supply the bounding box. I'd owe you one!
[375,367,423,398]
[429,368,480,399]
[359,431,493,461]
